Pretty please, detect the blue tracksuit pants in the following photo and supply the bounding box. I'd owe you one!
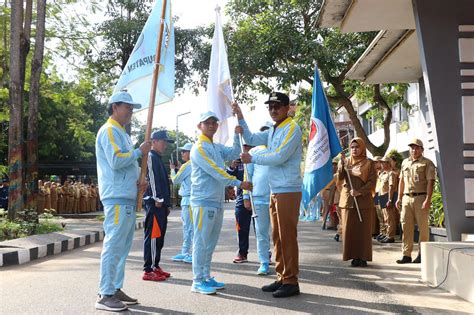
[181,203,193,255]
[254,203,271,264]
[99,204,136,296]
[143,200,168,272]
[192,206,223,283]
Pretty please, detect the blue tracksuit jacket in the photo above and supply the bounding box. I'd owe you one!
[190,134,241,208]
[95,118,142,206]
[172,160,192,206]
[239,117,302,193]
[144,150,171,207]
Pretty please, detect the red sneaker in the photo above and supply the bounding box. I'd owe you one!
[142,271,166,281]
[153,267,171,278]
[233,254,248,263]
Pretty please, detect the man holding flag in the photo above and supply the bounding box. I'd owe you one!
[234,91,303,298]
[95,91,151,312]
[301,67,342,215]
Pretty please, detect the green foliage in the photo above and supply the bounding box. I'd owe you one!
[0,208,63,241]
[386,149,403,170]
[398,121,409,132]
[35,57,106,161]
[429,179,444,227]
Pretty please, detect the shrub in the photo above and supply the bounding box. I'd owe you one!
[0,208,64,241]
[429,179,444,227]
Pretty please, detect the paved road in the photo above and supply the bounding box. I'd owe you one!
[1,203,471,314]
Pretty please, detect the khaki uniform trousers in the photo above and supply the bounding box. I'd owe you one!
[336,205,342,235]
[375,204,386,235]
[270,192,301,285]
[382,205,397,238]
[401,195,429,257]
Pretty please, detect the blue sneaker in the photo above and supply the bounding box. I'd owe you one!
[205,277,225,290]
[191,282,216,295]
[172,253,187,262]
[257,263,269,275]
[183,254,192,264]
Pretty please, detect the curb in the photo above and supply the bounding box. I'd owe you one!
[0,221,144,267]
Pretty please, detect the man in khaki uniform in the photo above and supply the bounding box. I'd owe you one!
[373,156,386,239]
[378,156,398,243]
[396,139,435,264]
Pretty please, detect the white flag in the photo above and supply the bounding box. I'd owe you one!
[206,6,234,144]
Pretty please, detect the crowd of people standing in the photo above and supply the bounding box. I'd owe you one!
[36,179,101,214]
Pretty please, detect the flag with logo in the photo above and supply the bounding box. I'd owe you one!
[113,0,175,109]
[302,66,342,210]
[206,6,234,144]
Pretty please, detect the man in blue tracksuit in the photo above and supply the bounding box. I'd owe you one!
[190,111,253,295]
[171,142,193,264]
[142,130,174,282]
[234,92,303,298]
[226,157,250,264]
[243,124,272,275]
[95,91,151,312]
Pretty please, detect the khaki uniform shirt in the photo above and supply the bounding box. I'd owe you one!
[401,156,436,194]
[379,171,398,196]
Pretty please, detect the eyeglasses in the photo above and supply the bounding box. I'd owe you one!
[266,103,284,111]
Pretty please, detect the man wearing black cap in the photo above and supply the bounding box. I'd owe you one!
[233,92,303,298]
[142,130,174,281]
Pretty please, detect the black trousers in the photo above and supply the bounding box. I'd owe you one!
[235,205,252,256]
[143,201,168,272]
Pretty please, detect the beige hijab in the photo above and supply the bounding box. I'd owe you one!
[348,138,372,183]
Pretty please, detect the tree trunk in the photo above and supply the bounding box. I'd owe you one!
[331,80,391,156]
[26,0,47,211]
[19,0,33,90]
[8,1,25,220]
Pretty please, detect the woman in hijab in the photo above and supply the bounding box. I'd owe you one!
[337,138,377,267]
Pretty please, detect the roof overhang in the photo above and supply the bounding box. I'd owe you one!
[317,0,415,33]
[346,30,422,84]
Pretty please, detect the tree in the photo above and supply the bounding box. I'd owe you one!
[25,0,47,210]
[8,0,25,219]
[182,0,408,156]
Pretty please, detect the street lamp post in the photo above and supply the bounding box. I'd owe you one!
[175,111,191,164]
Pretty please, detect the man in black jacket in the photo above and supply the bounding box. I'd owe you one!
[142,130,174,282]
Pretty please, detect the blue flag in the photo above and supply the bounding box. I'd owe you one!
[302,67,342,210]
[113,0,175,109]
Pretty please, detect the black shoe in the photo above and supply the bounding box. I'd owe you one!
[334,234,340,242]
[262,281,282,292]
[376,234,386,241]
[272,284,300,298]
[380,237,395,243]
[351,259,360,267]
[396,256,412,264]
[372,234,379,239]
[358,260,367,267]
[413,253,421,263]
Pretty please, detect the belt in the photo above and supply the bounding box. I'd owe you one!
[404,192,427,197]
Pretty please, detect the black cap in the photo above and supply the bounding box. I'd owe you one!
[264,92,290,106]
[151,130,174,143]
